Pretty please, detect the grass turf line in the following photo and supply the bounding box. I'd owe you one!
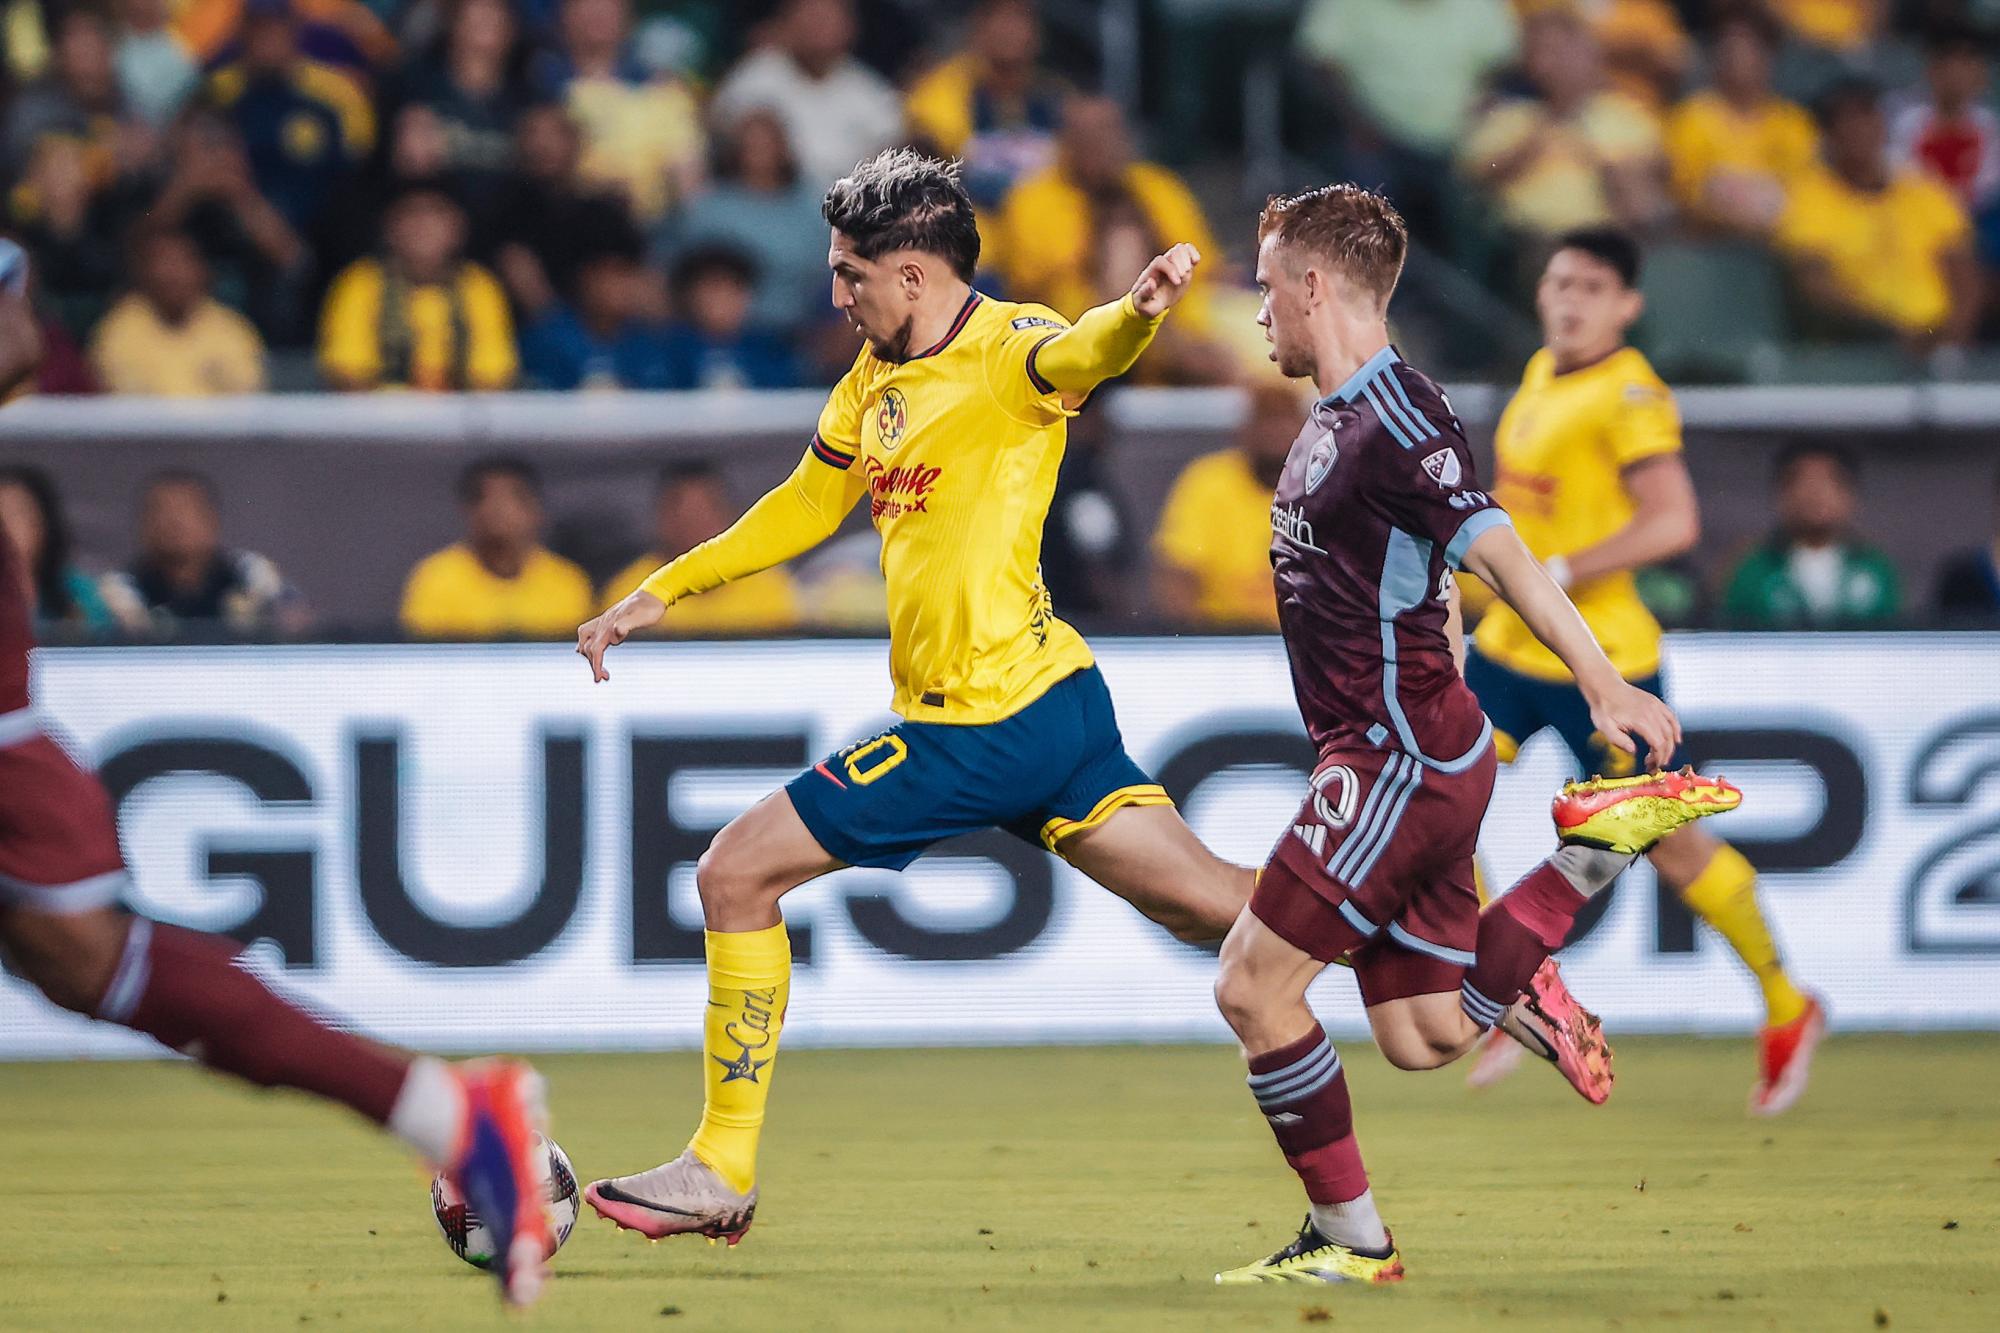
[0,1035,1995,1331]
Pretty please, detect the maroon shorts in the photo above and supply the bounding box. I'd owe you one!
[1250,743,1497,1005]
[0,722,128,914]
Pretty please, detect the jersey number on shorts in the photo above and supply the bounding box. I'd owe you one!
[840,734,910,786]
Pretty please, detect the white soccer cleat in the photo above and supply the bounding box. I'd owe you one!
[584,1149,758,1245]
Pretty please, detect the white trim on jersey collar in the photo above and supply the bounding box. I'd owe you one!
[1322,345,1402,406]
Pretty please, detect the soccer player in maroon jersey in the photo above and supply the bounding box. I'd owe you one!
[1210,188,1742,1285]
[0,264,554,1308]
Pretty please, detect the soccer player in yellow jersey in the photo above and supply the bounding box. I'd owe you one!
[1463,229,1824,1114]
[570,149,1252,1241]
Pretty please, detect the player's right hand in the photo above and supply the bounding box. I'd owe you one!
[1585,678,1681,771]
[575,591,666,682]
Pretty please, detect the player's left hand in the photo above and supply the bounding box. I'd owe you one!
[1585,679,1682,771]
[1130,242,1201,319]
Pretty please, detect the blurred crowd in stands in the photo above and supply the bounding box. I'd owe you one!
[5,0,2000,395]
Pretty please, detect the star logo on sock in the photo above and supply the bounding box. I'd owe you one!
[714,1049,769,1084]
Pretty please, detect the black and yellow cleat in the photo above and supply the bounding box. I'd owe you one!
[1552,766,1742,856]
[1214,1216,1405,1286]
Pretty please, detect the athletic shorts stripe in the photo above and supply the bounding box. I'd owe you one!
[0,868,131,915]
[1039,782,1171,849]
[1340,761,1424,888]
[1329,754,1420,884]
[0,704,41,749]
[1323,754,1405,881]
[1387,920,1476,967]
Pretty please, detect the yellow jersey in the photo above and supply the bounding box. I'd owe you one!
[1773,166,1969,334]
[1151,448,1280,628]
[1474,346,1681,682]
[400,544,595,639]
[604,555,799,634]
[814,293,1095,722]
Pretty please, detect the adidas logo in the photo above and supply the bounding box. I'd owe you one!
[1292,823,1327,857]
[1265,1111,1303,1126]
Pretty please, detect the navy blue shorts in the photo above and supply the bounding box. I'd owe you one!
[786,666,1171,870]
[1464,648,1683,776]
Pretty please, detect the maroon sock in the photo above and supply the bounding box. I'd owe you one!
[1245,1023,1369,1205]
[1461,861,1587,1023]
[100,919,410,1124]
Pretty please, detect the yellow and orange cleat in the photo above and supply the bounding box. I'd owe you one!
[1552,767,1742,856]
[1751,994,1827,1117]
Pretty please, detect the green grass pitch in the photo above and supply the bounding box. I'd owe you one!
[2,1035,1995,1331]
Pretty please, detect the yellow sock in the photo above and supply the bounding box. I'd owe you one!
[687,922,789,1195]
[1675,843,1808,1027]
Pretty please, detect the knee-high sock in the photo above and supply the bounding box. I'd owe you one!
[1461,845,1631,1025]
[1245,1023,1385,1250]
[99,919,420,1142]
[1675,841,1807,1026]
[687,923,789,1194]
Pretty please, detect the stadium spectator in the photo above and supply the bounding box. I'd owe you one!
[1767,0,1887,56]
[1665,9,1819,235]
[520,247,671,389]
[400,455,595,638]
[904,0,1062,209]
[1933,468,2000,623]
[1149,379,1300,630]
[1293,0,1517,245]
[992,94,1226,381]
[99,470,305,636]
[90,227,267,395]
[0,465,114,630]
[601,461,800,633]
[1721,442,1900,628]
[6,135,129,342]
[1458,8,1668,243]
[1775,79,1978,348]
[113,0,200,127]
[208,0,376,236]
[319,181,518,391]
[531,0,705,223]
[142,106,310,346]
[1888,25,2000,218]
[491,101,645,320]
[711,0,904,190]
[1039,397,1136,618]
[1585,0,1693,112]
[663,110,826,334]
[395,0,535,227]
[661,247,799,389]
[5,10,134,177]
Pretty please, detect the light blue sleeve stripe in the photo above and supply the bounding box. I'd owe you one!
[1379,370,1438,439]
[1362,384,1422,451]
[1444,507,1513,569]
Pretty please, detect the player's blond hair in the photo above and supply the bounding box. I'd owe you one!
[1257,184,1408,310]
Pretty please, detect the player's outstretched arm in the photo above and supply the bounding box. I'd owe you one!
[575,449,860,682]
[1458,524,1681,768]
[1032,243,1201,401]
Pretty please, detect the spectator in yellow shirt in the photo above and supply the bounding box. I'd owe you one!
[1767,0,1887,56]
[1151,379,1303,629]
[400,455,594,638]
[1775,79,1979,347]
[602,461,801,635]
[904,0,1062,209]
[992,93,1226,381]
[319,181,517,390]
[1664,10,1818,236]
[1459,9,1667,241]
[91,227,267,395]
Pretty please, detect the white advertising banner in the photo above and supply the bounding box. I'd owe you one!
[4,634,1997,1058]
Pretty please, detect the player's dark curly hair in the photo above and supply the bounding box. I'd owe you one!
[822,149,980,281]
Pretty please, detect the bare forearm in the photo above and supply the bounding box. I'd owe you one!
[1462,528,1622,693]
[1565,508,1696,585]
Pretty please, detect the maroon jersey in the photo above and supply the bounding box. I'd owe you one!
[1270,347,1512,771]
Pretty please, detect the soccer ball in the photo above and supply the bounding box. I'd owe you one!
[430,1133,581,1269]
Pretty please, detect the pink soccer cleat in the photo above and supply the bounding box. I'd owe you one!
[1464,1026,1527,1089]
[1750,994,1826,1117]
[1513,959,1615,1105]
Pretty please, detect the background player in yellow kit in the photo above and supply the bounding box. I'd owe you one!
[570,149,1252,1242]
[1462,228,1824,1115]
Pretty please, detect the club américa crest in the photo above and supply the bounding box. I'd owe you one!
[875,387,909,449]
[1304,427,1338,493]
